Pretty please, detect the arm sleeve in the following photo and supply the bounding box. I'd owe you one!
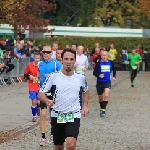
[39,74,53,93]
[24,65,30,79]
[85,56,89,67]
[81,74,88,93]
[111,61,116,78]
[93,61,99,77]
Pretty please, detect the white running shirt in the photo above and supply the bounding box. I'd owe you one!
[75,54,88,73]
[51,50,56,59]
[39,71,88,118]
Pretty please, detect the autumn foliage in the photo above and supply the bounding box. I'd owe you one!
[0,0,56,35]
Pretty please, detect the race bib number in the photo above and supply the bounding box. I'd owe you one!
[57,112,74,123]
[101,65,110,72]
[132,66,137,69]
[76,67,83,73]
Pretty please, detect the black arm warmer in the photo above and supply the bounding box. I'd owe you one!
[24,74,30,80]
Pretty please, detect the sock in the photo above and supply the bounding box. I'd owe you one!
[31,106,37,117]
[99,102,103,109]
[42,133,46,139]
[101,101,108,109]
[50,128,53,136]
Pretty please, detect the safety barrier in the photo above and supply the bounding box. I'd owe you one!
[0,57,30,86]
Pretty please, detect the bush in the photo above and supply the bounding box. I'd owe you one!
[26,37,150,52]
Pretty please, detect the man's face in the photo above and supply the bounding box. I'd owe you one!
[34,55,41,64]
[52,44,58,51]
[77,46,83,55]
[132,49,136,54]
[101,51,108,62]
[71,45,76,51]
[110,44,114,49]
[56,49,63,61]
[62,52,75,72]
[42,47,52,61]
[95,48,100,54]
[95,43,99,48]
[66,45,70,48]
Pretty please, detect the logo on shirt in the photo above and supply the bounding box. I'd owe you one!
[101,65,110,72]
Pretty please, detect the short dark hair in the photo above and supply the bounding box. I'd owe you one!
[34,52,41,57]
[61,48,76,59]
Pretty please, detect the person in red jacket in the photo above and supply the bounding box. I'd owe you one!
[92,47,100,68]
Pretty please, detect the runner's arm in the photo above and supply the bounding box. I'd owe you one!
[93,61,99,77]
[111,61,116,78]
[38,75,53,103]
[81,75,89,107]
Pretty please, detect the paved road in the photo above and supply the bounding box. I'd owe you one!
[0,71,150,150]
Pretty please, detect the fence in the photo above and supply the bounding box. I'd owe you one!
[0,57,30,86]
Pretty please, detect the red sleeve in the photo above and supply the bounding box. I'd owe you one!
[24,64,30,74]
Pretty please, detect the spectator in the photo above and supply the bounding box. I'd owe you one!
[120,47,128,71]
[142,49,149,71]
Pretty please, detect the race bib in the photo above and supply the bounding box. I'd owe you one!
[57,112,74,123]
[76,67,83,73]
[132,66,137,69]
[101,65,110,72]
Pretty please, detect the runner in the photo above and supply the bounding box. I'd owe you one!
[75,46,88,109]
[38,45,62,146]
[92,47,100,69]
[128,49,142,87]
[56,48,63,63]
[24,52,41,122]
[38,48,89,150]
[93,51,116,117]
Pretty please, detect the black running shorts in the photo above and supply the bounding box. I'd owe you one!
[40,101,47,109]
[51,117,80,145]
[96,82,111,95]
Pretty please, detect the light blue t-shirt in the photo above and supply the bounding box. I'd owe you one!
[38,58,62,86]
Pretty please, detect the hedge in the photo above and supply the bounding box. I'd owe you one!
[26,37,150,52]
[26,37,150,70]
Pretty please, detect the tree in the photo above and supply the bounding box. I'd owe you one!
[93,0,140,28]
[0,0,56,38]
[138,0,150,20]
[45,0,96,26]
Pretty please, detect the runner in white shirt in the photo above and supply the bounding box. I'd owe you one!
[75,46,89,109]
[38,48,89,150]
[75,46,89,74]
[51,42,58,59]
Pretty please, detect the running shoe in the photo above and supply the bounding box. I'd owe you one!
[49,135,53,145]
[40,138,46,146]
[32,117,37,122]
[100,109,106,117]
[131,84,134,87]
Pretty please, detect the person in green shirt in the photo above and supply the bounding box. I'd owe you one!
[128,49,142,87]
[0,48,3,59]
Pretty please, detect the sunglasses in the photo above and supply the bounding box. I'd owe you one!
[42,51,52,54]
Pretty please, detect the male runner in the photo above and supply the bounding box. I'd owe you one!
[128,49,142,87]
[24,52,41,122]
[38,45,62,146]
[93,51,116,117]
[38,48,89,150]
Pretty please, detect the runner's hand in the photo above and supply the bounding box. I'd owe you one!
[45,74,50,78]
[82,106,89,117]
[112,77,116,81]
[83,68,87,72]
[46,100,54,107]
[99,74,104,78]
[74,64,78,68]
[135,62,139,65]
